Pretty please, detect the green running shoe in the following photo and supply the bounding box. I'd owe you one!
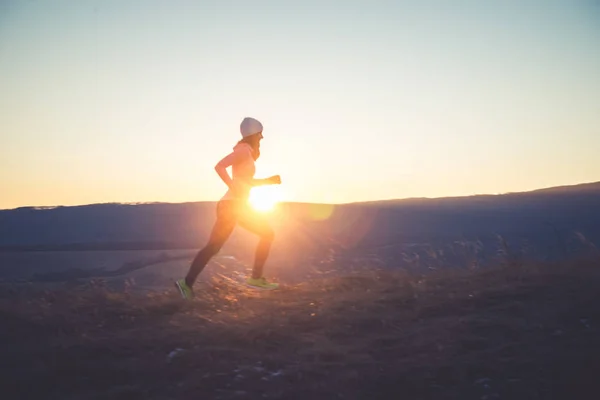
[246,277,279,290]
[175,279,194,299]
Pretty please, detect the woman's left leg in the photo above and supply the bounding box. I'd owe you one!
[236,204,275,280]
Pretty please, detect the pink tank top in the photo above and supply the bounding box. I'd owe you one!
[216,142,256,201]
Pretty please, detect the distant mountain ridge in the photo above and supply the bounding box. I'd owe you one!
[348,181,600,206]
[1,182,599,263]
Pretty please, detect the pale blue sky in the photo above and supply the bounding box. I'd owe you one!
[1,0,599,209]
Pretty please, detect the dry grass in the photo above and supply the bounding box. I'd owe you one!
[2,258,600,399]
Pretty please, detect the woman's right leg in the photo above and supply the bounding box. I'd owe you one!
[185,202,235,287]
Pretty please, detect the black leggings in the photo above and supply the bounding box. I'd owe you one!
[185,200,274,286]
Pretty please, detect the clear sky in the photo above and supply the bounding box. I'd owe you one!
[1,0,599,209]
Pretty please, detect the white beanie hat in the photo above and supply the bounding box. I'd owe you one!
[240,117,263,138]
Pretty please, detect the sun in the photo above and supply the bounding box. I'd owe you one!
[249,186,281,212]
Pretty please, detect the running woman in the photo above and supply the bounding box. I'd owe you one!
[175,117,281,298]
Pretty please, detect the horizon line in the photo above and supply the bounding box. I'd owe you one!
[3,180,599,212]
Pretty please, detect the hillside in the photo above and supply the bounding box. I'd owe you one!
[3,258,600,399]
[1,182,600,268]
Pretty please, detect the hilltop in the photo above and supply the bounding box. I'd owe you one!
[3,257,600,399]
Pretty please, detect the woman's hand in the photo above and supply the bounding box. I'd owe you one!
[266,175,282,185]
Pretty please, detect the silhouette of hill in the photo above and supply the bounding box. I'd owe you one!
[1,181,599,266]
[528,181,600,194]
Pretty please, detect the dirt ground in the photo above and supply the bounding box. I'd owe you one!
[2,259,600,400]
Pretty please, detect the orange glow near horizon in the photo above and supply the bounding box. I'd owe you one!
[1,2,599,210]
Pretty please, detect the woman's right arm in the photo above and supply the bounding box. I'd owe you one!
[214,150,242,189]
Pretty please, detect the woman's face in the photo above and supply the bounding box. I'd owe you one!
[248,132,263,160]
[251,132,263,147]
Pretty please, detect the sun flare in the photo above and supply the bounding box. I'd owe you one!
[249,186,282,212]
